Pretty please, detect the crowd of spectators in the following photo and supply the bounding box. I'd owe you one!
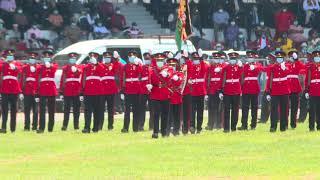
[0,0,145,57]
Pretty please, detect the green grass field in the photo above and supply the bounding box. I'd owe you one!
[0,113,319,179]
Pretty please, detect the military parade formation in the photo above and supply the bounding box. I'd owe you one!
[0,47,320,138]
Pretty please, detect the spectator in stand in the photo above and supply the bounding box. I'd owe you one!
[224,20,239,49]
[235,32,247,51]
[69,0,82,15]
[56,0,71,25]
[303,0,319,27]
[27,33,43,49]
[246,5,260,41]
[307,29,320,51]
[288,20,308,47]
[126,22,143,39]
[7,24,20,41]
[13,8,28,39]
[111,7,126,32]
[31,0,51,26]
[274,7,295,40]
[276,32,293,55]
[214,42,224,51]
[98,0,114,23]
[93,20,110,39]
[167,9,177,33]
[78,10,92,33]
[212,6,229,42]
[26,24,41,40]
[0,19,7,40]
[64,22,82,44]
[0,0,16,12]
[192,8,204,37]
[255,21,272,40]
[48,9,64,32]
[256,31,272,58]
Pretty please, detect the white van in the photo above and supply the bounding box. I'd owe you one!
[52,38,195,90]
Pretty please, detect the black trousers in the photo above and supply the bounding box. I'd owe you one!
[191,96,204,132]
[152,100,169,136]
[24,95,38,130]
[270,95,289,131]
[241,94,258,129]
[1,94,18,132]
[182,94,192,133]
[224,95,240,131]
[260,93,271,123]
[63,96,80,129]
[170,104,182,133]
[84,95,100,132]
[99,94,115,130]
[39,96,56,132]
[289,93,299,128]
[123,94,139,132]
[207,93,223,129]
[138,94,154,130]
[309,96,320,130]
[298,93,308,123]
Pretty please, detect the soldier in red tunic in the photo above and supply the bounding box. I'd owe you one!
[266,51,291,132]
[81,52,103,133]
[206,52,226,130]
[239,51,264,130]
[0,49,22,133]
[221,52,243,132]
[37,49,58,133]
[287,50,305,129]
[304,51,320,131]
[60,52,82,131]
[21,52,40,131]
[121,51,142,133]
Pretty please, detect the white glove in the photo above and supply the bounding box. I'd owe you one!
[19,94,24,100]
[134,58,141,65]
[188,79,193,84]
[175,52,182,60]
[9,63,16,70]
[266,95,271,102]
[205,95,208,101]
[71,66,77,73]
[219,93,224,100]
[250,65,255,71]
[305,93,310,100]
[214,67,221,73]
[45,61,51,68]
[79,96,84,102]
[35,98,40,103]
[60,95,64,100]
[172,75,179,81]
[292,52,298,60]
[160,70,168,78]
[30,66,36,72]
[198,48,203,57]
[237,60,243,67]
[281,62,286,71]
[146,84,153,92]
[120,94,125,100]
[183,50,189,58]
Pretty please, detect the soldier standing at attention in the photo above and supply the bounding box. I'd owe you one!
[121,51,142,133]
[37,49,58,133]
[0,50,22,133]
[60,52,82,131]
[21,52,40,131]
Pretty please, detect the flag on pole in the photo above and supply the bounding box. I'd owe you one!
[175,0,192,51]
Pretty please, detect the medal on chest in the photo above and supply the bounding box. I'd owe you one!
[109,65,113,71]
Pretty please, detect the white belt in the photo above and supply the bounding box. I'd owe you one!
[311,79,320,83]
[101,76,115,81]
[244,77,258,81]
[287,75,299,79]
[192,78,205,83]
[126,78,139,82]
[272,77,287,82]
[86,76,101,81]
[210,78,221,82]
[141,76,148,81]
[26,77,36,82]
[40,77,55,82]
[66,78,80,82]
[3,75,17,80]
[226,79,239,83]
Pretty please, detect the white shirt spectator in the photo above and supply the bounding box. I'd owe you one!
[93,25,110,34]
[303,0,320,11]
